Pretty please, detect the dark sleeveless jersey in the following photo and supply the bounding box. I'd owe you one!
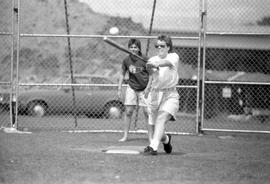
[122,54,149,91]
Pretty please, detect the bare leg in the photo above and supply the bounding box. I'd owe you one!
[143,106,154,143]
[148,124,155,143]
[119,105,134,142]
[150,111,172,150]
[133,106,139,130]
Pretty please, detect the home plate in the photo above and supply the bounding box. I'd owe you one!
[1,127,32,134]
[102,146,144,155]
[105,150,140,154]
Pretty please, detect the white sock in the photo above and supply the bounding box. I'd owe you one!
[150,139,159,151]
[162,135,169,144]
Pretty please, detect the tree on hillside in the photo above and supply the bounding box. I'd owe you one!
[257,16,270,26]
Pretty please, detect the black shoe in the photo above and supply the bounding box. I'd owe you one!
[144,145,151,153]
[143,146,157,155]
[163,134,172,154]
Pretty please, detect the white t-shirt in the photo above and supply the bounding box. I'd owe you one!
[148,53,179,89]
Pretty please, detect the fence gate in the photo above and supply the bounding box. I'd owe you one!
[200,0,270,134]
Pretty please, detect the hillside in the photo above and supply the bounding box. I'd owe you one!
[2,0,268,86]
[0,0,147,84]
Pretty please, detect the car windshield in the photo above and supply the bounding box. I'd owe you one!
[57,75,114,91]
[91,77,113,84]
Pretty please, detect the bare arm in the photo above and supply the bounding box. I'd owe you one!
[144,63,155,98]
[146,59,173,69]
[117,68,126,98]
[154,59,173,68]
[144,74,152,98]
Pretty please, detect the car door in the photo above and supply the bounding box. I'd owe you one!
[89,77,118,113]
[49,78,76,113]
[47,86,74,113]
[73,77,96,114]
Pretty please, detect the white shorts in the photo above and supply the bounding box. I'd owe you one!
[148,89,179,125]
[125,85,148,107]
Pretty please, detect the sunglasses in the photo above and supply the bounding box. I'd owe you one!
[129,46,138,49]
[155,44,166,48]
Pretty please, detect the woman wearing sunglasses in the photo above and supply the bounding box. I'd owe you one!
[144,35,180,155]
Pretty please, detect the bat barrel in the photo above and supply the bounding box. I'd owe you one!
[103,37,148,63]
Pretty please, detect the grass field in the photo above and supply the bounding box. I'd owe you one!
[0,127,270,184]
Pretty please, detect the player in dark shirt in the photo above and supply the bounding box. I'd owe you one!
[117,38,153,142]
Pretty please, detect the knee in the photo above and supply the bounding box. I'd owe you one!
[143,107,148,116]
[156,111,171,123]
[125,109,133,117]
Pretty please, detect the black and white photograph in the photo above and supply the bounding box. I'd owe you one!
[0,0,270,183]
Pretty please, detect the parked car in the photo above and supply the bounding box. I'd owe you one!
[0,89,11,113]
[0,75,125,118]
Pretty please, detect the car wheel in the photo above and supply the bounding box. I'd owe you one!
[104,102,124,119]
[28,101,47,117]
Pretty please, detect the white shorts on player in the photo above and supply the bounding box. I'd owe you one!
[124,85,148,107]
[148,88,179,125]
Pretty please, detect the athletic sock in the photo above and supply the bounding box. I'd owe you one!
[150,139,159,151]
[162,134,169,144]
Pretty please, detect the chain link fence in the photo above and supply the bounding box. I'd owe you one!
[1,0,269,134]
[202,0,270,133]
[0,0,14,129]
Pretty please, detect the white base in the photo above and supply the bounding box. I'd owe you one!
[103,146,144,155]
[105,150,140,154]
[1,127,32,134]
